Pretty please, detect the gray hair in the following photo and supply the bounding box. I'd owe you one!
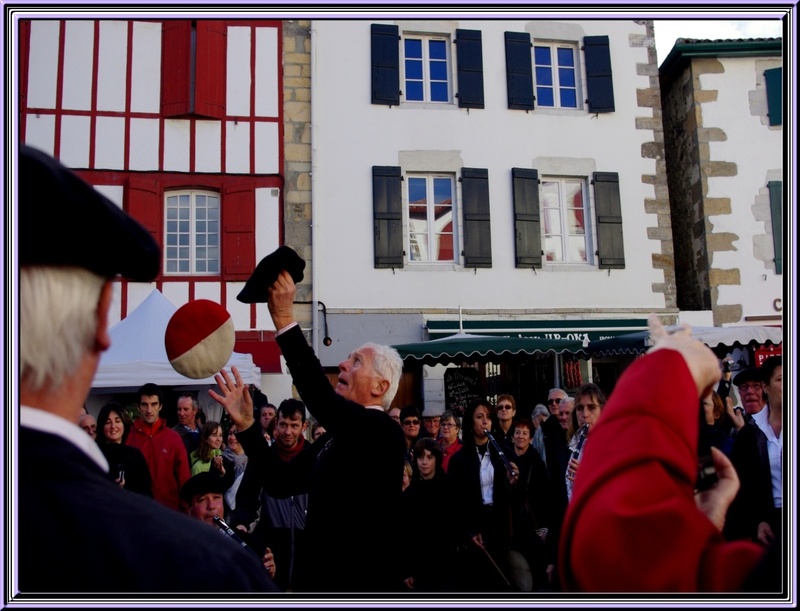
[361,342,403,409]
[21,266,106,392]
[532,404,550,419]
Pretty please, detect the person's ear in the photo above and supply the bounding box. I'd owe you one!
[372,377,390,399]
[94,281,114,352]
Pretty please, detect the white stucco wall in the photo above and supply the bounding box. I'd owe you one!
[311,20,664,313]
[700,56,783,323]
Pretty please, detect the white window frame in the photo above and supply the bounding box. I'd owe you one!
[405,173,458,264]
[533,42,581,110]
[164,189,220,275]
[541,176,595,266]
[401,33,452,105]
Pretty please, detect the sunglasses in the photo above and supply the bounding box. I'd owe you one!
[496,404,514,410]
[548,399,562,405]
[403,419,420,426]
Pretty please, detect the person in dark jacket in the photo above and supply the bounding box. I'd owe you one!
[17,144,277,593]
[400,437,458,591]
[95,401,152,497]
[447,398,519,591]
[212,268,406,593]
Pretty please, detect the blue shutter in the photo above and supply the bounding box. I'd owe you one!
[371,24,400,106]
[593,172,625,269]
[373,166,404,268]
[512,168,542,268]
[455,29,484,109]
[505,32,534,110]
[461,168,492,268]
[584,35,615,113]
[765,67,782,126]
[768,181,782,274]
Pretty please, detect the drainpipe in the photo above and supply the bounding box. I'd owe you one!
[310,23,319,354]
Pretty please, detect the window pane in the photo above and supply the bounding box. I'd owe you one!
[208,246,219,261]
[196,260,207,273]
[429,39,446,60]
[209,233,219,246]
[406,81,423,101]
[567,235,587,262]
[409,177,426,202]
[208,204,219,220]
[179,207,190,220]
[559,67,575,87]
[166,220,178,233]
[429,60,447,81]
[179,260,189,273]
[196,221,206,233]
[405,38,422,58]
[544,236,563,262]
[534,46,551,65]
[535,66,553,86]
[409,233,427,261]
[196,247,206,259]
[566,208,585,234]
[544,208,562,235]
[405,59,423,80]
[433,177,452,204]
[208,260,219,273]
[179,194,190,207]
[430,82,448,101]
[557,47,574,67]
[560,88,577,108]
[179,220,190,233]
[537,87,554,106]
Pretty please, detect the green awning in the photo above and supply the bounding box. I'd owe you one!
[427,318,649,343]
[392,332,587,365]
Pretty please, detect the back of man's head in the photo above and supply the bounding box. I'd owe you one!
[19,145,159,397]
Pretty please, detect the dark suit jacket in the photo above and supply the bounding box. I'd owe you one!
[240,324,406,592]
[18,426,278,593]
[725,418,776,541]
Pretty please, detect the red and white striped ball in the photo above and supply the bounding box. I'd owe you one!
[165,300,235,379]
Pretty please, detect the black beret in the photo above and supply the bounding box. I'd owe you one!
[180,472,228,504]
[19,145,160,281]
[236,245,305,303]
[733,367,762,387]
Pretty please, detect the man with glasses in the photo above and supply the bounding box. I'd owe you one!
[534,388,569,476]
[733,368,767,419]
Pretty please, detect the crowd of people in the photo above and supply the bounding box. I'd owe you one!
[18,145,783,596]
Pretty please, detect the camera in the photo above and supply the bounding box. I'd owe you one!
[695,455,718,493]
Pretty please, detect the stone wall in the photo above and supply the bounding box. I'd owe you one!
[282,20,313,330]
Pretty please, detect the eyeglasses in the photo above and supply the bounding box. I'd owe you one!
[403,419,420,426]
[738,383,763,392]
[548,398,562,405]
[496,404,514,411]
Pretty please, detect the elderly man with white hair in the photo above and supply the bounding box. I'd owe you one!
[213,266,406,593]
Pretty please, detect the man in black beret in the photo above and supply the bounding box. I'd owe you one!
[17,145,277,593]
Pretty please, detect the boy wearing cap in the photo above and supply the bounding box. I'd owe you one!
[17,145,277,593]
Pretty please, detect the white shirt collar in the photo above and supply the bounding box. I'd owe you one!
[364,405,384,411]
[21,405,109,472]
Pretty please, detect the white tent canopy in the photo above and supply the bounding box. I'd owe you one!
[91,289,261,392]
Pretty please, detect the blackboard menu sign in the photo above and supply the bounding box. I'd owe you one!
[444,368,481,417]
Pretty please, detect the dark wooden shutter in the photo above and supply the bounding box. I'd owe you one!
[373,166,404,268]
[512,168,542,268]
[593,172,624,269]
[584,35,615,113]
[222,181,256,280]
[194,21,227,119]
[455,29,484,109]
[161,20,192,117]
[126,176,162,245]
[768,180,782,274]
[504,32,534,110]
[461,167,491,268]
[765,67,782,126]
[371,24,400,106]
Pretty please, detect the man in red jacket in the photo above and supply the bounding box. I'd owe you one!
[127,382,191,510]
[559,315,769,592]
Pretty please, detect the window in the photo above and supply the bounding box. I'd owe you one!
[768,181,782,274]
[407,175,456,262]
[403,36,450,103]
[164,190,220,274]
[371,25,484,109]
[541,177,591,263]
[534,43,579,109]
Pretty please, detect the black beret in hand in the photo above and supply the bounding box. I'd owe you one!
[19,144,160,281]
[236,245,305,303]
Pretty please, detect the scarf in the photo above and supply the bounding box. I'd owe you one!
[222,447,248,478]
[275,436,305,462]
